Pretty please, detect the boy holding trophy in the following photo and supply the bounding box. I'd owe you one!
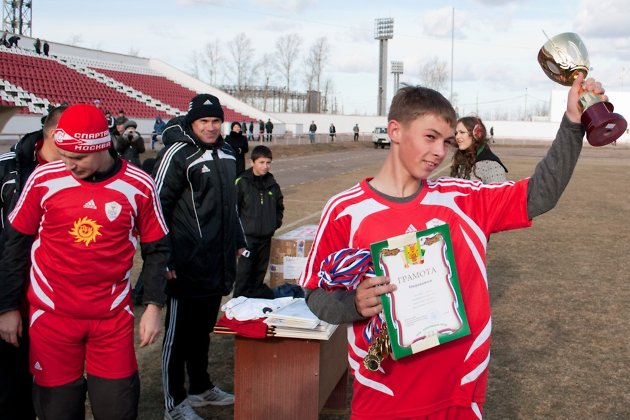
[299,73,605,418]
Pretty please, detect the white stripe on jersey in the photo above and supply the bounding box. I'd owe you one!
[461,351,490,386]
[8,161,67,223]
[299,183,364,287]
[347,324,394,396]
[29,236,55,310]
[466,318,492,362]
[428,176,516,191]
[105,179,146,215]
[124,164,169,235]
[337,197,389,246]
[460,226,487,285]
[472,402,483,419]
[110,269,131,311]
[421,190,488,250]
[30,309,45,328]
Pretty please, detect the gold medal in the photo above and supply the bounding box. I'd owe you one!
[363,323,391,372]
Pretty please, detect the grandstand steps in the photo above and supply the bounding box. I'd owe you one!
[0,44,263,124]
[0,78,49,114]
[58,58,184,117]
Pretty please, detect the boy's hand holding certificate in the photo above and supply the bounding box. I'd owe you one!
[370,224,470,361]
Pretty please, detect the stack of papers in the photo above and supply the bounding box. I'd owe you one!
[264,298,338,340]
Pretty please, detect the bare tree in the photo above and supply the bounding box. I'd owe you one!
[321,77,334,113]
[227,33,254,97]
[202,40,222,86]
[276,33,303,112]
[303,37,329,91]
[259,53,277,112]
[419,56,449,93]
[303,37,329,112]
[187,50,201,79]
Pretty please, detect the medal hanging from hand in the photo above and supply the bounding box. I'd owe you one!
[363,322,392,371]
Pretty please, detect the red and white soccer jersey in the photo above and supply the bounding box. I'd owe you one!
[300,176,532,418]
[8,160,168,321]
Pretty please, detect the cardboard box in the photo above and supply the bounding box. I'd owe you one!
[268,224,318,288]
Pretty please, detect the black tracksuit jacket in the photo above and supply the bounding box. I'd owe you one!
[154,116,246,298]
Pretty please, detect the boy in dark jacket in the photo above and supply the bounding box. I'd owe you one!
[233,145,284,298]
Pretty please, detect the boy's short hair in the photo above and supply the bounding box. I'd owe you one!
[251,145,272,161]
[43,105,67,133]
[388,85,457,127]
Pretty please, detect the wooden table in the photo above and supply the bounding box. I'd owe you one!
[234,326,349,419]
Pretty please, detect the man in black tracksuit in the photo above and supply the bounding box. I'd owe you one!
[154,94,246,420]
[0,106,65,420]
[233,145,284,298]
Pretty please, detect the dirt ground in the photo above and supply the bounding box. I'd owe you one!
[131,140,629,419]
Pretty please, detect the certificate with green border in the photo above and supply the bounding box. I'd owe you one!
[370,224,470,360]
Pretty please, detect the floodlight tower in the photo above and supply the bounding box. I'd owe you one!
[374,18,394,116]
[391,60,404,93]
[2,0,32,36]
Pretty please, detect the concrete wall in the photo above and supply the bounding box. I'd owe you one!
[3,112,629,148]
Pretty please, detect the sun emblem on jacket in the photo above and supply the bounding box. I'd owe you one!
[69,217,103,246]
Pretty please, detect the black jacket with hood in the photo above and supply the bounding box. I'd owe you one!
[236,168,284,239]
[153,116,246,298]
[0,130,41,314]
[0,130,41,224]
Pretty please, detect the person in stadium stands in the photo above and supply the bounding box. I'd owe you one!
[154,93,246,420]
[117,109,128,126]
[0,105,66,420]
[114,119,145,167]
[152,116,166,150]
[450,116,508,183]
[0,31,8,47]
[0,104,169,420]
[224,121,248,176]
[42,41,50,56]
[33,38,41,54]
[105,110,115,132]
[299,75,601,419]
[7,35,20,48]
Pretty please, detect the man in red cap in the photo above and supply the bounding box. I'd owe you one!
[0,103,170,419]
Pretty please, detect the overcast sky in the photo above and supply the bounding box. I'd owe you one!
[33,0,630,118]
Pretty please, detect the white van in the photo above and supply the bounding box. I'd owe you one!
[372,127,391,149]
